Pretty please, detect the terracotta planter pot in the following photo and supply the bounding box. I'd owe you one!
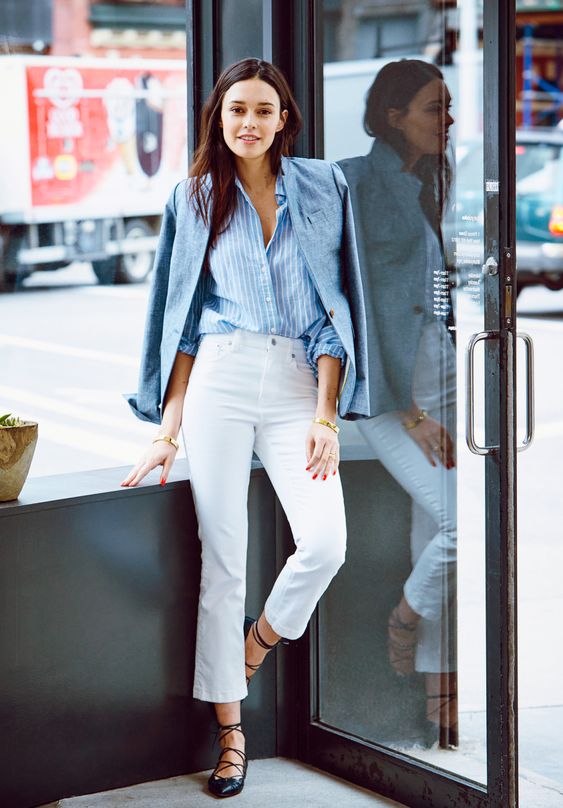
[0,421,38,501]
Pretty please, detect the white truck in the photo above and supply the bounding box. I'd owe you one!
[0,55,187,291]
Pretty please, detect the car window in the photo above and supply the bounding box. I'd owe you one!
[516,144,562,196]
[456,140,562,197]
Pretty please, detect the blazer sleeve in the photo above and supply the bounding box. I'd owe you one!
[330,162,370,416]
[123,183,180,424]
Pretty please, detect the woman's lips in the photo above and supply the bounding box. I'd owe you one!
[239,136,259,142]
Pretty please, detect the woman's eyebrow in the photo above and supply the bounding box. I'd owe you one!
[228,100,275,106]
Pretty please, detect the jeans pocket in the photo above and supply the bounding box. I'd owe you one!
[290,352,314,377]
[199,337,236,362]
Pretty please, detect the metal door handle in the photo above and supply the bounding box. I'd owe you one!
[465,331,535,455]
[517,332,534,452]
[465,331,499,455]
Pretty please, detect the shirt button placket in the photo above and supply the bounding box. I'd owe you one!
[260,255,276,337]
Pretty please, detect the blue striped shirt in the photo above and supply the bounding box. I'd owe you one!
[177,171,346,373]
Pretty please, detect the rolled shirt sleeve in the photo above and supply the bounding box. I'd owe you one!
[303,314,346,377]
[177,270,208,356]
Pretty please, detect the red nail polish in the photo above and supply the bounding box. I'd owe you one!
[333,470,336,475]
[160,478,166,486]
[305,466,311,471]
[312,474,318,480]
[322,474,327,481]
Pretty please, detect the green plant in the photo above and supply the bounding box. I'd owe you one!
[0,413,23,428]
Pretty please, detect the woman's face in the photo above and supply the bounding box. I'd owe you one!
[388,78,454,160]
[220,77,287,163]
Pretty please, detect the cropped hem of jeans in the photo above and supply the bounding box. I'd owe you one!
[403,580,441,623]
[264,604,305,641]
[193,683,248,703]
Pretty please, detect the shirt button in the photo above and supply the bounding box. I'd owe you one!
[329,308,335,318]
[413,305,423,314]
[261,265,267,273]
[270,327,276,334]
[265,296,271,303]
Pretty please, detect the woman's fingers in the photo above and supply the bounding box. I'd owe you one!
[421,439,437,467]
[121,462,145,486]
[121,445,177,488]
[324,448,340,478]
[307,438,339,480]
[160,452,176,486]
[444,430,455,468]
[305,433,316,465]
[127,461,154,488]
[306,441,325,477]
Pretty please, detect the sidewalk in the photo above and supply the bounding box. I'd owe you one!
[38,758,407,808]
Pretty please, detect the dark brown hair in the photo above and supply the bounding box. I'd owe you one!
[364,59,452,233]
[189,58,302,246]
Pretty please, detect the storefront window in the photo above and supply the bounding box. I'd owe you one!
[319,0,487,783]
[0,0,187,477]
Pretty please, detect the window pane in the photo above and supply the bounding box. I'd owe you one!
[318,0,487,785]
[0,0,187,478]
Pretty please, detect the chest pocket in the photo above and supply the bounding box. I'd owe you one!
[305,203,343,256]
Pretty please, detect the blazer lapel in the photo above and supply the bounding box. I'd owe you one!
[282,156,332,292]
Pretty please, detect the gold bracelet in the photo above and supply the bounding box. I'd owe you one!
[152,434,180,450]
[403,410,427,430]
[312,417,340,435]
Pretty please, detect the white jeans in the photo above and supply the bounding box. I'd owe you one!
[357,404,457,673]
[183,330,347,703]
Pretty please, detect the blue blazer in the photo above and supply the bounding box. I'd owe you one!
[126,156,370,424]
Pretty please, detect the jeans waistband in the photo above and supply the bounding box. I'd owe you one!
[200,329,308,362]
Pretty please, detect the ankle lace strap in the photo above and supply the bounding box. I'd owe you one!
[252,620,279,650]
[215,722,243,746]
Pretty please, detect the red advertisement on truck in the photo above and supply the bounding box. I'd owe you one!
[0,56,187,289]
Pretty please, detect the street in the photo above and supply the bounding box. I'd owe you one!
[1,266,562,795]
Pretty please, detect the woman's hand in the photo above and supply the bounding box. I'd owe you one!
[403,412,455,469]
[308,354,342,480]
[120,439,178,488]
[305,422,340,481]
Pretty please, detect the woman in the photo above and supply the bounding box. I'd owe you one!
[338,60,458,747]
[122,58,369,797]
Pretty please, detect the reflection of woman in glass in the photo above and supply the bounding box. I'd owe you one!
[339,60,457,747]
[122,59,369,797]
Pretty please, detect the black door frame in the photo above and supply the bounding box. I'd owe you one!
[185,2,518,805]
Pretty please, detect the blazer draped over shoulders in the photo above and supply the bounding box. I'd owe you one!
[125,155,370,424]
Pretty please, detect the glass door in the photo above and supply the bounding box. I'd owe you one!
[290,1,519,805]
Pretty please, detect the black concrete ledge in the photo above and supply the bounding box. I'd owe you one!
[0,460,191,517]
[1,461,278,808]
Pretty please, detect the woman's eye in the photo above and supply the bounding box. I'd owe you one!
[230,107,243,113]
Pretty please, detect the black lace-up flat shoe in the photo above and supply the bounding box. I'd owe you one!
[208,722,247,799]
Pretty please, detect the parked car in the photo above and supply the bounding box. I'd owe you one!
[452,128,563,296]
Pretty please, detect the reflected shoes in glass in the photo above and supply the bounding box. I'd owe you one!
[426,691,459,749]
[387,606,418,676]
[244,615,289,686]
[208,723,248,799]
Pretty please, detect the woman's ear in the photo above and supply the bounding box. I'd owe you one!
[276,109,288,132]
[386,107,403,130]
